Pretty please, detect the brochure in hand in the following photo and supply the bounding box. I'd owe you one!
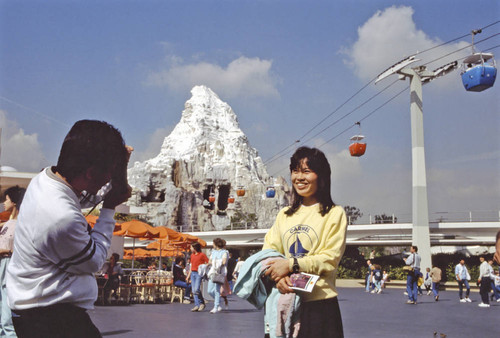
[290,272,319,292]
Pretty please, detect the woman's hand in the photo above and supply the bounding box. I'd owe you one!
[264,258,291,282]
[275,276,294,294]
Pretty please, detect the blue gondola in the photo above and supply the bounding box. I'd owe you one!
[461,52,497,92]
[461,29,497,92]
[266,186,276,198]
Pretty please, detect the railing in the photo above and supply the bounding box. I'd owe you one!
[178,210,500,232]
[349,210,500,225]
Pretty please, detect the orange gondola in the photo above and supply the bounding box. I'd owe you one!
[349,135,366,157]
[236,186,245,197]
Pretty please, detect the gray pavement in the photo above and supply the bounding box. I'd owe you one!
[89,286,499,337]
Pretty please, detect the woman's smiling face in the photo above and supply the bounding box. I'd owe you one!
[291,158,319,206]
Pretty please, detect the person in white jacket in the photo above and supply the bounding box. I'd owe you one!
[6,120,132,338]
[478,256,491,308]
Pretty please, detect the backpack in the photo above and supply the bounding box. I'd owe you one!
[374,269,382,281]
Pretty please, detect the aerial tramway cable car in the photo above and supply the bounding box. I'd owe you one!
[236,186,246,197]
[461,29,497,92]
[349,122,366,157]
[266,186,276,198]
[208,193,216,203]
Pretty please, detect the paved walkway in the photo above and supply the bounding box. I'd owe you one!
[89,286,498,337]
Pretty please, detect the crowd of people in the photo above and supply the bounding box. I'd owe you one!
[363,250,500,308]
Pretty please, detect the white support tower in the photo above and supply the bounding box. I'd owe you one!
[376,58,457,271]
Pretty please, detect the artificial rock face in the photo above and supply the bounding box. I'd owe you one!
[127,85,289,231]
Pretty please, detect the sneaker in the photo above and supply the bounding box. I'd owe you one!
[478,303,490,308]
[427,291,432,295]
[198,303,205,311]
[435,295,439,301]
[217,306,222,312]
[403,292,408,296]
[465,297,472,303]
[497,299,500,303]
[377,289,382,294]
[183,299,191,304]
[191,306,199,312]
[210,307,220,314]
[370,290,376,294]
[459,298,467,303]
[406,300,414,304]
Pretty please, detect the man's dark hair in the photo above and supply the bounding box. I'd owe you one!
[111,253,120,262]
[56,120,126,183]
[285,146,335,217]
[175,257,185,265]
[412,245,418,252]
[191,242,202,253]
[4,185,26,206]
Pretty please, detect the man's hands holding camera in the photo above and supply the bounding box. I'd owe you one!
[103,146,133,210]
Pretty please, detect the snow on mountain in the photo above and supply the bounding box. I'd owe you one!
[127,85,289,231]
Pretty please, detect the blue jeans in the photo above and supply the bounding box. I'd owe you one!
[406,268,419,302]
[207,280,222,309]
[174,280,192,299]
[492,283,500,300]
[0,257,16,337]
[365,273,372,291]
[190,271,204,306]
[432,282,440,297]
[457,279,470,299]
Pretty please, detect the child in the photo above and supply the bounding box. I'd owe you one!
[263,147,348,338]
[372,264,383,294]
[424,267,432,295]
[381,270,389,288]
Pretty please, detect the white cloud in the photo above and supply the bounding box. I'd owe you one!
[0,110,48,172]
[343,6,469,84]
[146,55,280,99]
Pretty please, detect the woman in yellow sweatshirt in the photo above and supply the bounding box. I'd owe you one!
[263,146,347,338]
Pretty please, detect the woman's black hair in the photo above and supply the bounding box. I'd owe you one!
[175,257,185,265]
[285,146,335,217]
[4,185,26,207]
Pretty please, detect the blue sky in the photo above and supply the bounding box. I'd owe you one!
[1,0,499,222]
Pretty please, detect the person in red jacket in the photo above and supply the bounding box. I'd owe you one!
[187,242,208,312]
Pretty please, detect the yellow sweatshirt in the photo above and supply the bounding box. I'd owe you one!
[263,204,347,302]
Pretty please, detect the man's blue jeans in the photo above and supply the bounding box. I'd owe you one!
[490,280,500,300]
[190,271,204,306]
[432,282,440,297]
[406,268,419,302]
[457,279,470,299]
[174,280,192,299]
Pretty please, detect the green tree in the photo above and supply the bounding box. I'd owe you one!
[374,213,397,224]
[344,205,363,224]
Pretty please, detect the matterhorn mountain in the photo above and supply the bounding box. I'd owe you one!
[127,85,289,231]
